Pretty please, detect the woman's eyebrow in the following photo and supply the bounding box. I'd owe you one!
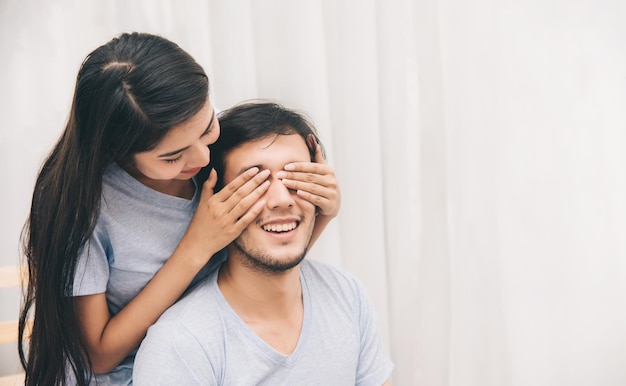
[158,110,216,158]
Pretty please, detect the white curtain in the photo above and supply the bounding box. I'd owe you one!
[2,0,626,385]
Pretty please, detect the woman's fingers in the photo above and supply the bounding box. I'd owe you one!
[190,168,269,253]
[216,168,270,208]
[234,196,266,228]
[229,178,270,220]
[200,168,218,196]
[279,159,340,217]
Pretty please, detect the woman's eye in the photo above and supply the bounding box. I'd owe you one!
[164,155,183,164]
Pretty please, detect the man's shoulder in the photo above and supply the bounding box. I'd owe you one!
[302,259,359,281]
[135,286,223,384]
[152,274,223,333]
[135,273,228,384]
[301,259,365,300]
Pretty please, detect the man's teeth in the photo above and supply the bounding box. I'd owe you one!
[262,222,297,232]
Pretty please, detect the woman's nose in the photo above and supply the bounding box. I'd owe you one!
[188,142,211,167]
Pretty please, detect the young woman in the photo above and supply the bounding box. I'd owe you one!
[18,32,340,386]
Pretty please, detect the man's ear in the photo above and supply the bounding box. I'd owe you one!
[306,134,317,160]
[307,134,326,162]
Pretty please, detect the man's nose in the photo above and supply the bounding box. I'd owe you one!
[265,177,295,209]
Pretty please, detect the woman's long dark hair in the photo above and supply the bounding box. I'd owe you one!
[18,32,208,386]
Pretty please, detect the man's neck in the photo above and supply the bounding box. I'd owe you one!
[217,252,304,354]
[218,256,302,317]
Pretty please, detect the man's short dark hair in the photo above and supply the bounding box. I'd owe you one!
[206,100,322,190]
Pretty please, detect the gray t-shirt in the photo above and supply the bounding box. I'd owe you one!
[72,163,223,384]
[133,259,394,386]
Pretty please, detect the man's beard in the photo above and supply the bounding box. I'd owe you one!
[232,239,309,275]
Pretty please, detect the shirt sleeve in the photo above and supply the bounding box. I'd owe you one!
[72,223,110,296]
[354,280,394,386]
[133,322,218,386]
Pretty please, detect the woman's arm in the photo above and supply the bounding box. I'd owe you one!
[75,167,270,373]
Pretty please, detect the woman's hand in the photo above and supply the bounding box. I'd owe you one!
[277,135,341,219]
[183,167,270,263]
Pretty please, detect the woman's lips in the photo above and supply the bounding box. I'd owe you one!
[182,167,201,174]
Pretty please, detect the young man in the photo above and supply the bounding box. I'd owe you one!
[133,102,393,385]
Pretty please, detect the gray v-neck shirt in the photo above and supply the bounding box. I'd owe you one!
[134,259,393,386]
